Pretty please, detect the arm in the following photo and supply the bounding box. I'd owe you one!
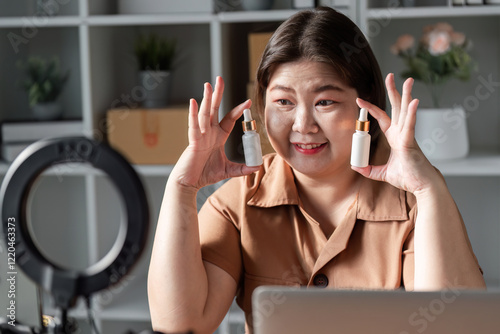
[354,73,485,290]
[148,77,259,333]
[412,177,485,289]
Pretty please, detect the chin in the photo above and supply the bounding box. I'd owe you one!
[284,153,332,177]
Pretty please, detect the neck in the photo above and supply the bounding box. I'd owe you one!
[293,165,361,201]
[293,165,362,237]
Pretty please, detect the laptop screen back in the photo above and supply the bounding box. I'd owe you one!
[252,286,500,334]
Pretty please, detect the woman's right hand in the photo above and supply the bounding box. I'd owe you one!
[172,76,261,189]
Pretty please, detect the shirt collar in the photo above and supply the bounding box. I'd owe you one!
[247,154,408,222]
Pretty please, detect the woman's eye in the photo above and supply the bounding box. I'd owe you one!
[317,100,335,107]
[277,99,292,105]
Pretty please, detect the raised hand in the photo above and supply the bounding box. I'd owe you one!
[352,73,442,194]
[173,76,260,190]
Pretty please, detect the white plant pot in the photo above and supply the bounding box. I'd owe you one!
[32,102,62,121]
[414,107,469,160]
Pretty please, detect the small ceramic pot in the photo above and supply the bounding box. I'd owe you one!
[32,102,62,120]
[414,106,469,160]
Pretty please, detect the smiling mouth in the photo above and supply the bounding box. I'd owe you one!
[293,142,327,154]
[295,143,324,150]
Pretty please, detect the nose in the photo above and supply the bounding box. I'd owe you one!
[291,106,319,134]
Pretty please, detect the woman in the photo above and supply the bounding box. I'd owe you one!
[148,7,485,334]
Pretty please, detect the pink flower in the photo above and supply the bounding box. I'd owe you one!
[451,31,466,46]
[390,34,415,55]
[428,30,451,55]
[433,22,454,33]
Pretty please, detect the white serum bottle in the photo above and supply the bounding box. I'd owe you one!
[241,108,263,167]
[350,108,371,168]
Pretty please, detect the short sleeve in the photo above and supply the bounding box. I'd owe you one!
[198,192,243,284]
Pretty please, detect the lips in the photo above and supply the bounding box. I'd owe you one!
[292,142,327,155]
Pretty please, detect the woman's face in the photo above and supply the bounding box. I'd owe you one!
[265,60,359,178]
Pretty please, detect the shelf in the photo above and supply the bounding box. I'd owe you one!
[86,13,215,26]
[0,16,81,28]
[431,151,500,176]
[134,164,174,176]
[3,153,500,177]
[0,162,174,177]
[217,9,299,23]
[368,5,500,19]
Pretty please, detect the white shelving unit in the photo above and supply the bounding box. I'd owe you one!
[1,0,499,333]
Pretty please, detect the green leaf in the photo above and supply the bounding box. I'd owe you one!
[17,56,70,106]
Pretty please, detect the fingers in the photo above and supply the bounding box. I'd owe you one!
[385,73,401,124]
[356,98,391,133]
[211,76,224,126]
[188,98,199,134]
[198,82,213,134]
[399,77,414,128]
[226,161,261,178]
[193,77,251,137]
[351,164,387,183]
[219,99,252,134]
[402,98,420,141]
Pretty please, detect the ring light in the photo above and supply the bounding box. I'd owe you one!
[1,137,149,310]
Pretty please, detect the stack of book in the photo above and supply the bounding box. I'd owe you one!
[1,120,84,162]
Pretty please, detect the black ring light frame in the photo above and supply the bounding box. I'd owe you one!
[1,137,149,311]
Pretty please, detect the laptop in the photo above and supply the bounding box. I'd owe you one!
[252,286,500,334]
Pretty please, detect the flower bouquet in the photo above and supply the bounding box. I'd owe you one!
[391,22,475,108]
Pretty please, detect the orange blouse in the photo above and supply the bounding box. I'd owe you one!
[198,153,475,332]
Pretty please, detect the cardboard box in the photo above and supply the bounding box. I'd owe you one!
[107,107,188,165]
[248,32,273,81]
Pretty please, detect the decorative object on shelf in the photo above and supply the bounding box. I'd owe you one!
[107,106,188,164]
[17,56,69,120]
[414,106,469,160]
[241,0,275,11]
[391,23,475,160]
[135,33,176,108]
[391,22,475,108]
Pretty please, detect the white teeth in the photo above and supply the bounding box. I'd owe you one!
[297,143,322,149]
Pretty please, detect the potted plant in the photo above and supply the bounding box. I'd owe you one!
[17,56,69,120]
[391,22,475,160]
[134,33,176,108]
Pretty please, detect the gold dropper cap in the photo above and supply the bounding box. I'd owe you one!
[355,108,370,132]
[242,109,257,131]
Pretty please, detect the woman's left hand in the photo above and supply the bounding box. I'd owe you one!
[353,73,441,194]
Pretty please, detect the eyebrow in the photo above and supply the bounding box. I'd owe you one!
[269,84,345,93]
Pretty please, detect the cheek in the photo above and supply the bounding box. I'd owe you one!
[265,108,291,140]
[336,117,356,135]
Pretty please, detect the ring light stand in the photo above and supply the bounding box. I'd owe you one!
[1,137,150,333]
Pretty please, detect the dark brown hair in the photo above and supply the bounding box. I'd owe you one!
[255,6,386,148]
